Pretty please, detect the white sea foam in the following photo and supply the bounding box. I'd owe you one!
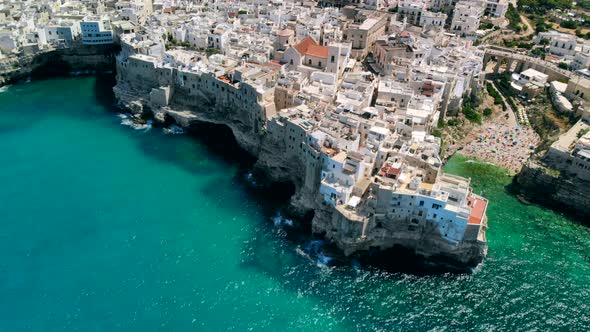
[271,212,293,227]
[163,124,184,135]
[0,85,10,93]
[118,113,152,131]
[316,253,333,267]
[244,171,259,187]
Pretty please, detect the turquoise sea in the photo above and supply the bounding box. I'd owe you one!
[0,77,589,331]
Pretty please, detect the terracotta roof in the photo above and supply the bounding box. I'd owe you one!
[294,37,328,58]
[467,196,487,225]
[387,167,401,176]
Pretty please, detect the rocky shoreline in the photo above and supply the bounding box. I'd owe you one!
[2,47,487,272]
[113,82,487,272]
[514,159,590,224]
[0,44,118,87]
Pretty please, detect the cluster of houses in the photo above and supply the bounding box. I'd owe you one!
[534,31,590,71]
[0,0,155,57]
[107,0,492,250]
[2,0,527,255]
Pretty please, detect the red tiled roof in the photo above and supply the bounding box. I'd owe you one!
[387,167,401,176]
[294,37,328,58]
[265,60,283,67]
[467,196,487,225]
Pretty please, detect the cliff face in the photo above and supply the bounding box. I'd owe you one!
[113,60,486,270]
[516,160,590,222]
[312,199,487,267]
[113,82,306,186]
[0,45,117,86]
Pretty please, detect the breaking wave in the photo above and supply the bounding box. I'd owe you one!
[118,113,152,131]
[0,85,10,93]
[301,239,335,268]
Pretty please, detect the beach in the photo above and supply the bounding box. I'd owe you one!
[460,123,540,174]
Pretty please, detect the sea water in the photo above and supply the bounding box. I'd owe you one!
[0,77,588,331]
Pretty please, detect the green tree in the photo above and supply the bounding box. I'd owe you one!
[560,20,577,29]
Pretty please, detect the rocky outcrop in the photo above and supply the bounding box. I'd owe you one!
[114,82,305,185]
[112,51,489,271]
[113,82,488,270]
[516,160,590,223]
[312,198,487,268]
[0,44,118,86]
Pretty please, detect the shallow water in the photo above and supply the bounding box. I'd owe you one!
[0,77,588,331]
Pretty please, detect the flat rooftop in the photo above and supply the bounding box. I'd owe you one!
[359,18,379,31]
[467,195,487,225]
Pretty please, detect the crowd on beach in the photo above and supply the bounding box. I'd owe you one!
[461,123,541,173]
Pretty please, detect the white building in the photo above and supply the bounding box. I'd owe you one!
[481,0,509,18]
[451,1,485,37]
[535,31,577,58]
[572,46,590,70]
[80,17,114,45]
[41,22,80,47]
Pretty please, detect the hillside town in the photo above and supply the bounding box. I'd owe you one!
[2,0,590,264]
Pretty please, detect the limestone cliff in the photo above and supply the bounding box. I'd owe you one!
[516,160,590,223]
[116,87,486,269]
[0,45,118,86]
[112,56,487,270]
[311,197,487,268]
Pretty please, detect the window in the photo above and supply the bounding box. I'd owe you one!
[331,55,335,63]
[318,61,322,67]
[308,59,312,65]
[419,201,424,206]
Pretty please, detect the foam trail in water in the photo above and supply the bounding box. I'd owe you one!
[0,85,10,93]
